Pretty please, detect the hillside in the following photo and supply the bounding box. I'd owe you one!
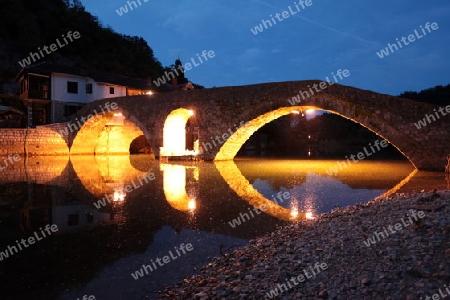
[399,84,450,106]
[0,0,168,86]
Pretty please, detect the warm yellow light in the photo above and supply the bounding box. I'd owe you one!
[107,112,125,126]
[305,109,315,115]
[290,208,299,218]
[193,167,199,181]
[290,199,299,218]
[305,212,315,219]
[113,189,126,202]
[163,108,194,156]
[193,140,200,155]
[291,110,300,114]
[161,164,193,211]
[146,91,153,95]
[188,199,196,210]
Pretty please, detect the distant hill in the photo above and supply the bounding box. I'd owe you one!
[0,0,184,87]
[399,84,450,106]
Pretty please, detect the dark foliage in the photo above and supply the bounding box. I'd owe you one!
[399,84,450,106]
[0,0,167,80]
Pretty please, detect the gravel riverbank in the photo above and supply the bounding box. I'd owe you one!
[159,189,450,299]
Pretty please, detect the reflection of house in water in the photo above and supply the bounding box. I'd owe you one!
[51,204,110,232]
[19,184,111,233]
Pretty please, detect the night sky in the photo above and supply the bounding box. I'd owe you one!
[80,0,450,95]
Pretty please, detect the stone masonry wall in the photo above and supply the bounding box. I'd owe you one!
[0,123,69,157]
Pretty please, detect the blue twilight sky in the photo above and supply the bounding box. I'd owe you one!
[79,0,450,95]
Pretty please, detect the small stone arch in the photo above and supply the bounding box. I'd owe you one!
[69,107,156,156]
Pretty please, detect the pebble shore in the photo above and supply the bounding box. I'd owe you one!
[160,189,450,299]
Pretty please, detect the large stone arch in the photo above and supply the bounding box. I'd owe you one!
[215,105,416,168]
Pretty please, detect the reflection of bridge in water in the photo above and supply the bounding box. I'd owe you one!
[0,155,444,299]
[0,156,292,238]
[0,155,430,237]
[0,156,446,299]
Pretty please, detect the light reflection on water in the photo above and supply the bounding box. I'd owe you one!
[221,159,417,220]
[0,156,418,232]
[0,155,426,299]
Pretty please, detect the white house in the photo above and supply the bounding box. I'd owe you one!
[16,62,163,126]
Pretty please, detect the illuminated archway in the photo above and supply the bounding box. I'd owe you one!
[215,106,316,160]
[70,110,153,156]
[215,106,416,168]
[161,108,196,156]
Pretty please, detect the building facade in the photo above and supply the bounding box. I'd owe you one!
[16,62,158,126]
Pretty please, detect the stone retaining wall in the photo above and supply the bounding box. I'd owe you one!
[0,123,69,157]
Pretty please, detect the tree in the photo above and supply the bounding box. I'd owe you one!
[399,84,450,106]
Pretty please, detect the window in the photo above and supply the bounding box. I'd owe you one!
[68,214,79,226]
[64,105,83,117]
[109,87,115,94]
[67,81,78,94]
[86,83,92,94]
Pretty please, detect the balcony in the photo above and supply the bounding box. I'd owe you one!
[21,89,50,100]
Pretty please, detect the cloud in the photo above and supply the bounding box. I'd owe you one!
[237,48,263,65]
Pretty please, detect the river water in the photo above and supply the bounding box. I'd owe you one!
[0,156,434,299]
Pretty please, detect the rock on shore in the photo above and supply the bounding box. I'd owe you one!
[160,190,450,299]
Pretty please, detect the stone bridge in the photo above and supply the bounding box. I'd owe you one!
[67,80,450,171]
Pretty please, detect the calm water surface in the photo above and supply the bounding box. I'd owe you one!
[0,156,418,299]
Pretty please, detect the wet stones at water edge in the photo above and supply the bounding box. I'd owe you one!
[266,262,328,298]
[363,209,426,247]
[421,283,450,300]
